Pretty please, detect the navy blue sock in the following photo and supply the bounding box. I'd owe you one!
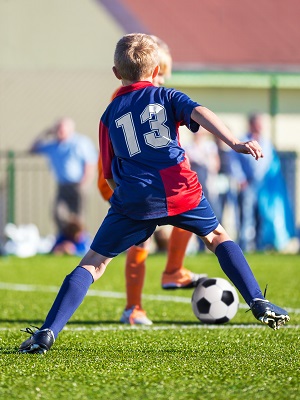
[215,241,264,305]
[41,266,94,338]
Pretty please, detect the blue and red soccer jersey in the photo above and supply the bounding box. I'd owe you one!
[99,81,202,220]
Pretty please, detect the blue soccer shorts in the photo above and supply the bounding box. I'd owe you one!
[91,194,219,257]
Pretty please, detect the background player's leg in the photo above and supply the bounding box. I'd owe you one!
[162,227,207,289]
[125,244,149,309]
[164,227,192,274]
[121,240,153,325]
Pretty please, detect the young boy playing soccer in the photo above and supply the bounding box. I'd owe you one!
[19,33,290,354]
[98,35,205,326]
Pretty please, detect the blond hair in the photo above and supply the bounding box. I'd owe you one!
[151,35,172,78]
[114,33,159,82]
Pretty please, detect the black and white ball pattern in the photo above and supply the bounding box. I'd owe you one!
[192,277,239,324]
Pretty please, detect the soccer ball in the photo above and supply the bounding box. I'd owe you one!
[191,277,239,324]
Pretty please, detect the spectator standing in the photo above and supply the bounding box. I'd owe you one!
[234,113,295,251]
[214,137,240,237]
[185,128,221,215]
[30,118,98,234]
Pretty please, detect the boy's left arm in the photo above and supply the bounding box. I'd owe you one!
[191,106,264,160]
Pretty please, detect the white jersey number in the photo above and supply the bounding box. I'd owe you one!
[116,104,171,157]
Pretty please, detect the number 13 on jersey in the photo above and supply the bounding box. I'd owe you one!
[115,104,171,156]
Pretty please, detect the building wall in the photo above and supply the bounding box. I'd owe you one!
[0,0,124,151]
[0,0,123,235]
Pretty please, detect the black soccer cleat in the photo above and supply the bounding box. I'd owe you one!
[250,299,290,330]
[19,326,55,354]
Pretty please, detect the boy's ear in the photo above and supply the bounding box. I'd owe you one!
[152,65,160,79]
[112,66,122,80]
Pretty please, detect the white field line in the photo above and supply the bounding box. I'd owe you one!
[0,281,300,315]
[62,324,300,331]
[1,324,300,332]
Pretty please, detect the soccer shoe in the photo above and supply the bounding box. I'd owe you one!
[19,326,55,354]
[120,306,153,325]
[250,299,290,330]
[161,267,207,290]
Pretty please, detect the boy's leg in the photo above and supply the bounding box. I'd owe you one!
[40,265,94,339]
[214,238,290,329]
[210,235,264,305]
[162,227,207,289]
[19,250,112,354]
[19,209,157,353]
[202,227,290,329]
[167,196,290,329]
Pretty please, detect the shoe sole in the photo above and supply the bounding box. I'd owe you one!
[120,318,153,325]
[19,344,48,354]
[162,276,208,290]
[259,311,290,330]
[162,282,197,290]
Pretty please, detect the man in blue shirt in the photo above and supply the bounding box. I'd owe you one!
[233,113,278,251]
[30,117,98,233]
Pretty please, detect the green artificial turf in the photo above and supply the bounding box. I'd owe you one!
[0,253,299,399]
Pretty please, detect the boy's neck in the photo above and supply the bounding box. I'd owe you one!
[121,77,153,86]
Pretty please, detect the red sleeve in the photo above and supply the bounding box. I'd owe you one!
[99,120,114,179]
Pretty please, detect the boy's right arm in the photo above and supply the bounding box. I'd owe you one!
[191,106,264,160]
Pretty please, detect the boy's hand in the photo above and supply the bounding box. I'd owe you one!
[232,140,264,160]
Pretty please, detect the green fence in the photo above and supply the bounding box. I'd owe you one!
[0,151,54,237]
